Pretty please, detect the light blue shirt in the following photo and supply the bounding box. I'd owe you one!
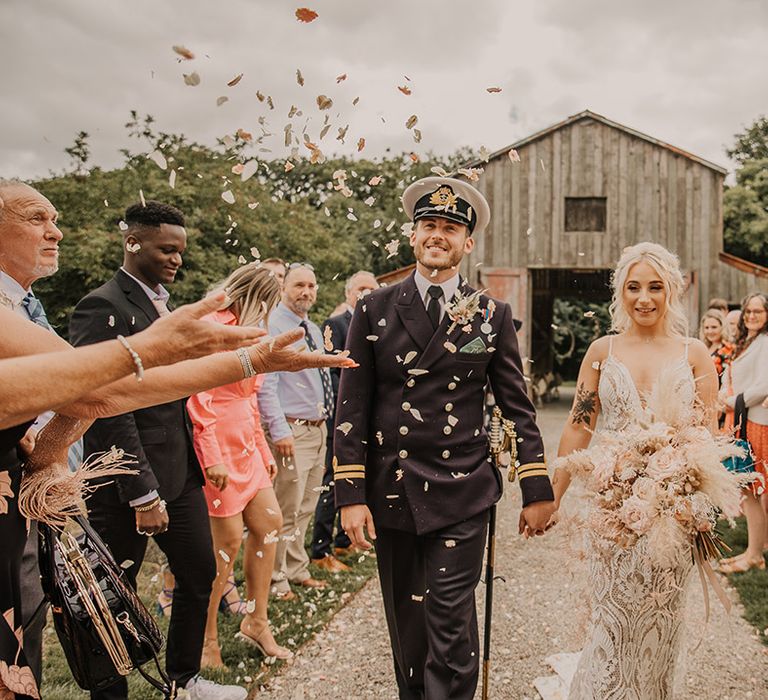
[258,302,326,440]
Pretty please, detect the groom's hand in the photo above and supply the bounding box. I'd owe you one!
[518,500,557,538]
[341,504,377,550]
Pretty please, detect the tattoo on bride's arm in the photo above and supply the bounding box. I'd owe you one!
[571,383,597,426]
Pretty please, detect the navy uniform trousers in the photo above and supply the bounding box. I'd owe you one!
[376,511,489,700]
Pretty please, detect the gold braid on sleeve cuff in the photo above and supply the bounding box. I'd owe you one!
[333,458,365,480]
[517,462,548,480]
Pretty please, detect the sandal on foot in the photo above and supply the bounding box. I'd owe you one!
[235,624,293,661]
[719,556,766,574]
[219,574,247,616]
[156,588,174,618]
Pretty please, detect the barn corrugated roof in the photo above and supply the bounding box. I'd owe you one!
[469,110,728,175]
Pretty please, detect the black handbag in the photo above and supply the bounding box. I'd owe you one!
[37,514,177,697]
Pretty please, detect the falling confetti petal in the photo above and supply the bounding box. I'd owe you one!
[398,85,412,95]
[486,86,502,93]
[337,422,353,435]
[445,540,456,548]
[369,175,382,186]
[218,550,231,562]
[221,190,235,204]
[172,45,195,60]
[296,68,305,86]
[148,150,167,170]
[357,137,366,152]
[405,114,418,129]
[183,72,200,86]
[216,96,228,106]
[295,7,318,23]
[240,160,259,181]
[168,169,176,189]
[316,94,333,110]
[336,73,347,83]
[231,163,245,175]
[404,351,418,364]
[227,73,244,87]
[508,148,521,162]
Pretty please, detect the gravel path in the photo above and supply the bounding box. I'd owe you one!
[257,390,768,699]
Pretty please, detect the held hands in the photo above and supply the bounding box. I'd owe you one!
[340,504,377,550]
[518,500,558,539]
[248,328,358,375]
[140,292,267,367]
[266,461,278,481]
[205,463,229,490]
[135,502,169,536]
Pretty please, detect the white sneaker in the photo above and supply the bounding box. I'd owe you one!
[183,675,248,700]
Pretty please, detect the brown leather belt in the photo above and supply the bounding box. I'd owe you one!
[286,417,326,427]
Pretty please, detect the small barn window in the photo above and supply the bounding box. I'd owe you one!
[564,197,607,232]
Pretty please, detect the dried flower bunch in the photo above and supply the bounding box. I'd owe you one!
[554,367,751,567]
[444,289,485,333]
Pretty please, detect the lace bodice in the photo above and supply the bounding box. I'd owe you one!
[598,340,696,432]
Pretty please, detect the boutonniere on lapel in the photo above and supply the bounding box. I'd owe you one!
[445,288,485,333]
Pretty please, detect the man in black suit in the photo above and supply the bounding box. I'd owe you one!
[310,271,378,571]
[69,201,246,700]
[334,177,556,700]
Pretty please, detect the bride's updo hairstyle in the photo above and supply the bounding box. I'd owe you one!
[609,242,688,336]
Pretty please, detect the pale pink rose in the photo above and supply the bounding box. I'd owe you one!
[632,477,659,505]
[617,494,655,535]
[646,446,685,481]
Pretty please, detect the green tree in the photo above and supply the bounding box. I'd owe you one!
[723,117,768,267]
[31,115,465,335]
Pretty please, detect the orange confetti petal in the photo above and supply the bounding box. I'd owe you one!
[316,94,333,110]
[231,163,245,175]
[409,152,420,163]
[172,45,195,60]
[296,69,305,86]
[357,137,366,152]
[397,85,412,95]
[295,7,318,22]
[336,73,347,83]
[236,128,252,142]
[486,86,502,93]
[227,73,244,87]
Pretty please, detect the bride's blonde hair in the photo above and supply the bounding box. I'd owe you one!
[609,242,688,336]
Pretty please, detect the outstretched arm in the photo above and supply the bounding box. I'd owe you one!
[551,338,604,507]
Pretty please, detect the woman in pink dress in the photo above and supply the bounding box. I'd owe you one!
[187,263,292,667]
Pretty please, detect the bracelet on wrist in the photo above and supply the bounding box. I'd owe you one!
[134,497,162,512]
[235,347,257,379]
[116,335,145,382]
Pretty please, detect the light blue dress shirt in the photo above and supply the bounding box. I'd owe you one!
[258,302,327,441]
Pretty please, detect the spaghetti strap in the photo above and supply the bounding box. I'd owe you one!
[608,335,614,357]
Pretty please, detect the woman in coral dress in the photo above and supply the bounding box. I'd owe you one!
[187,264,292,666]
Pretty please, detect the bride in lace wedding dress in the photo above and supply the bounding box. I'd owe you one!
[536,243,727,700]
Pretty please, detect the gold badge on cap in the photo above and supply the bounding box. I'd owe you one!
[429,186,459,211]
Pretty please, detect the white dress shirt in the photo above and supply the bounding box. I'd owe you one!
[413,269,461,323]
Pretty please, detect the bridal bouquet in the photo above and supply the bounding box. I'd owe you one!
[555,372,749,567]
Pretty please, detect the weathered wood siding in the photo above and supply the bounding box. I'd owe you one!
[463,117,736,313]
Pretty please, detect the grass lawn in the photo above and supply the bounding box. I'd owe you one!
[719,516,768,646]
[41,535,378,698]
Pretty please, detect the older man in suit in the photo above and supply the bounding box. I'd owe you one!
[334,177,555,700]
[69,201,245,700]
[310,271,378,571]
[0,179,84,688]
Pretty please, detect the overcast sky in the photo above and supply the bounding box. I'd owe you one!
[1,0,766,180]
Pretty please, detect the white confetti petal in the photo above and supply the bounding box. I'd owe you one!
[148,150,167,170]
[240,160,259,182]
[410,408,424,422]
[445,540,456,548]
[221,190,235,204]
[336,422,353,435]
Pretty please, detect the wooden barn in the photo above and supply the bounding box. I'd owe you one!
[457,109,768,378]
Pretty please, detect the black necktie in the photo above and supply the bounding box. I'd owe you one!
[300,320,334,416]
[426,285,443,329]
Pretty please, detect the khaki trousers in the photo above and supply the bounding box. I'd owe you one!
[271,422,327,593]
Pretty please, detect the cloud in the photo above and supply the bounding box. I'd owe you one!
[1,0,766,180]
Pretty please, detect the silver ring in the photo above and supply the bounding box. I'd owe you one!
[136,528,146,535]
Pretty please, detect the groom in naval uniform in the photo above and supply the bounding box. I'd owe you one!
[334,177,556,700]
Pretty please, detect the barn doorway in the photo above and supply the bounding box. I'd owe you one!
[529,268,612,402]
